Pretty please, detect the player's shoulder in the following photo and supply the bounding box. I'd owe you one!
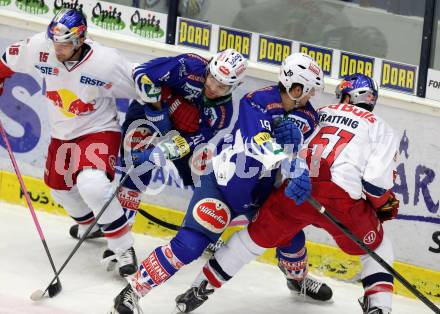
[371,112,394,134]
[295,101,319,120]
[244,85,279,103]
[86,39,123,61]
[178,53,209,74]
[181,53,209,65]
[317,103,338,112]
[22,32,50,50]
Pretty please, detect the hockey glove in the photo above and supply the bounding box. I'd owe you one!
[273,119,303,153]
[167,95,200,133]
[134,73,162,103]
[132,146,166,167]
[376,191,400,222]
[284,167,311,205]
[132,134,190,166]
[143,104,172,135]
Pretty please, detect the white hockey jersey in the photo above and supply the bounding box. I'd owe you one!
[2,32,138,140]
[306,103,398,200]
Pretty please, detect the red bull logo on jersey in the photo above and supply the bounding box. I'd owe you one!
[193,198,231,233]
[327,103,377,123]
[46,89,96,117]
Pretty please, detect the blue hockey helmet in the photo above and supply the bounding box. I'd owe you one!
[47,9,87,47]
[335,73,378,111]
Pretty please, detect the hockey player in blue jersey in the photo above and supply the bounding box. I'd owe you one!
[116,49,247,227]
[111,53,332,314]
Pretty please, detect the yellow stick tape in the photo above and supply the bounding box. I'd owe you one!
[1,170,439,302]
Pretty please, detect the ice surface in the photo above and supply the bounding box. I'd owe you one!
[0,202,433,314]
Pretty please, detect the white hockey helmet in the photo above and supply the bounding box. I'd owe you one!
[279,52,324,101]
[209,49,248,92]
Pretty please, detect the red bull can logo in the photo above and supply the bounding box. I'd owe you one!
[46,89,96,117]
[338,80,353,91]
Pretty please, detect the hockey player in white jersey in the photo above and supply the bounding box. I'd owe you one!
[0,9,138,277]
[180,74,400,314]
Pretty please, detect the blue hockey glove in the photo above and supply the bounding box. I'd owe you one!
[273,119,302,152]
[132,146,166,167]
[284,167,311,205]
[143,104,172,135]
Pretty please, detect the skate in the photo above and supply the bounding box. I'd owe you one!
[112,284,142,314]
[116,247,138,277]
[286,274,333,302]
[69,224,103,240]
[359,296,391,314]
[175,280,214,313]
[102,247,137,277]
[102,249,118,272]
[203,239,225,255]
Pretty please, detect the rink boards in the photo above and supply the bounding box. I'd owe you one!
[0,170,438,303]
[0,6,439,306]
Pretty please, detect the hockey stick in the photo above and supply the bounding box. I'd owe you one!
[138,208,226,254]
[138,208,180,231]
[307,197,440,314]
[30,164,138,301]
[0,118,62,297]
[30,130,161,300]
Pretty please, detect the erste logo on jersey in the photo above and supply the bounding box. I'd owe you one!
[285,115,311,134]
[80,75,112,89]
[35,64,59,76]
[193,198,231,233]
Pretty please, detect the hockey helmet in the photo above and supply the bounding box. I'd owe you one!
[47,9,87,47]
[336,73,378,111]
[209,49,248,92]
[279,52,324,101]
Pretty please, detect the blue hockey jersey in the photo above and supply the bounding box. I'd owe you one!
[213,85,318,215]
[133,53,233,153]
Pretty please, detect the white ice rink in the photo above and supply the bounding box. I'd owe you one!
[0,202,433,314]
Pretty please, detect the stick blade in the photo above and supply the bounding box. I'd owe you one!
[48,280,62,297]
[30,289,45,301]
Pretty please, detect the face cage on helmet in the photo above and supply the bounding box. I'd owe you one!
[341,88,377,111]
[48,22,84,48]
